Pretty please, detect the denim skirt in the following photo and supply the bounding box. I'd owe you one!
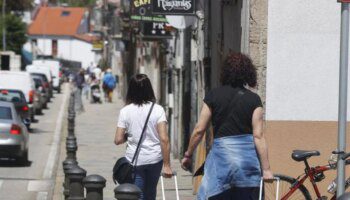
[197,134,261,200]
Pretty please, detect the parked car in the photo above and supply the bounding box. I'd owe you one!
[31,74,49,109]
[0,71,38,121]
[32,77,46,114]
[0,89,31,128]
[32,60,62,93]
[30,73,52,103]
[0,101,29,164]
[26,65,53,99]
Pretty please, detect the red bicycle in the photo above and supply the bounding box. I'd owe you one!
[263,150,350,200]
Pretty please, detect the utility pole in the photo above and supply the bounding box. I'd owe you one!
[337,0,350,198]
[2,0,6,51]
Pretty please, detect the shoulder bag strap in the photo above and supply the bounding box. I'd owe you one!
[131,102,156,164]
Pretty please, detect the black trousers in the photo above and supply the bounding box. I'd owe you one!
[208,187,260,200]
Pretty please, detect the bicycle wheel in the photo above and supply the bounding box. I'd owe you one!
[263,174,312,200]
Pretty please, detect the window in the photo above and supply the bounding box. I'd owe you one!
[61,11,71,16]
[0,106,12,120]
[52,40,57,57]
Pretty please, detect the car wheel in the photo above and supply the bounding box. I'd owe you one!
[36,108,42,115]
[57,87,61,93]
[18,150,28,165]
[43,102,48,109]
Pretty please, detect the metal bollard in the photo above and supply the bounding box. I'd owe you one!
[338,193,350,200]
[67,165,86,200]
[66,141,78,160]
[62,159,78,200]
[83,175,106,200]
[114,184,142,200]
[66,135,77,144]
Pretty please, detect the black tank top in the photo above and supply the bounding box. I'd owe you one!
[203,86,263,138]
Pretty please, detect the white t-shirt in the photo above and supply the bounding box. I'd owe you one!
[117,102,167,166]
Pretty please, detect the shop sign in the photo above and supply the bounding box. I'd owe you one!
[92,40,103,51]
[152,0,195,15]
[131,0,167,22]
[142,22,172,40]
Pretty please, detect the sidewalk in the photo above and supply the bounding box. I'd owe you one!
[54,91,195,200]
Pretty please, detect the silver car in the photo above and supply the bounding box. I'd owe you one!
[0,101,29,164]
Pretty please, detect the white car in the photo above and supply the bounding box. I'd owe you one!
[26,65,53,98]
[0,71,38,121]
[32,60,61,93]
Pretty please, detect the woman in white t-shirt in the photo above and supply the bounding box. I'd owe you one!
[115,74,173,200]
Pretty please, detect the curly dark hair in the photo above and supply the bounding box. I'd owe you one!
[220,52,257,88]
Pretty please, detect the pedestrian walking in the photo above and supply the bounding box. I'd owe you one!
[114,74,173,200]
[102,68,116,102]
[74,68,85,113]
[181,52,274,200]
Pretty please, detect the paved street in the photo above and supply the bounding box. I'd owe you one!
[0,84,68,200]
[53,90,195,200]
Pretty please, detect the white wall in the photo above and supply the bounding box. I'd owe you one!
[58,39,95,69]
[266,1,345,121]
[27,38,96,69]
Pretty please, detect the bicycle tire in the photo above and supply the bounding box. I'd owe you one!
[263,174,312,200]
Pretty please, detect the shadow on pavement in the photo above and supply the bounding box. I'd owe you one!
[29,128,50,134]
[0,159,33,167]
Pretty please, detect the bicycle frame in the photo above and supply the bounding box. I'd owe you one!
[280,160,336,200]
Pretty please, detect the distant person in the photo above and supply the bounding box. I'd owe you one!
[102,68,116,103]
[74,69,85,113]
[181,52,273,200]
[115,74,173,200]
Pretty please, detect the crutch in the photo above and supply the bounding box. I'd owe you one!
[160,172,180,200]
[259,177,280,200]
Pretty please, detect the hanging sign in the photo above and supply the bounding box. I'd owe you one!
[131,0,168,22]
[152,0,196,15]
[141,22,173,40]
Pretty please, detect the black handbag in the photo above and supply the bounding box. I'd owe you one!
[113,102,155,184]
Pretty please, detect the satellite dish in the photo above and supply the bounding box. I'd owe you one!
[166,15,197,29]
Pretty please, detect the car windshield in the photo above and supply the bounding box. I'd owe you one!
[32,73,48,82]
[0,106,12,120]
[33,78,43,89]
[0,90,25,103]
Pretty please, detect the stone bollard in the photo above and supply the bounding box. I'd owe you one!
[62,159,78,200]
[114,184,142,200]
[67,165,86,200]
[83,175,106,200]
[338,193,350,200]
[66,141,78,160]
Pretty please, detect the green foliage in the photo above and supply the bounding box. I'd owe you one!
[0,0,33,12]
[0,14,27,53]
[49,0,96,7]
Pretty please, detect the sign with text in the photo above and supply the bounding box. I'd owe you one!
[131,0,168,22]
[152,0,195,15]
[141,22,173,40]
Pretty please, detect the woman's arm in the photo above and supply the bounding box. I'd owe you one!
[157,122,173,178]
[252,107,274,179]
[181,103,212,170]
[114,127,127,145]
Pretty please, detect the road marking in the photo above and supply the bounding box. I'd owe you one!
[36,85,69,200]
[43,84,68,179]
[28,180,52,192]
[0,180,3,190]
[36,192,48,200]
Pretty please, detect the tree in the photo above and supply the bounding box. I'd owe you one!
[0,14,27,53]
[49,0,96,7]
[0,0,33,12]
